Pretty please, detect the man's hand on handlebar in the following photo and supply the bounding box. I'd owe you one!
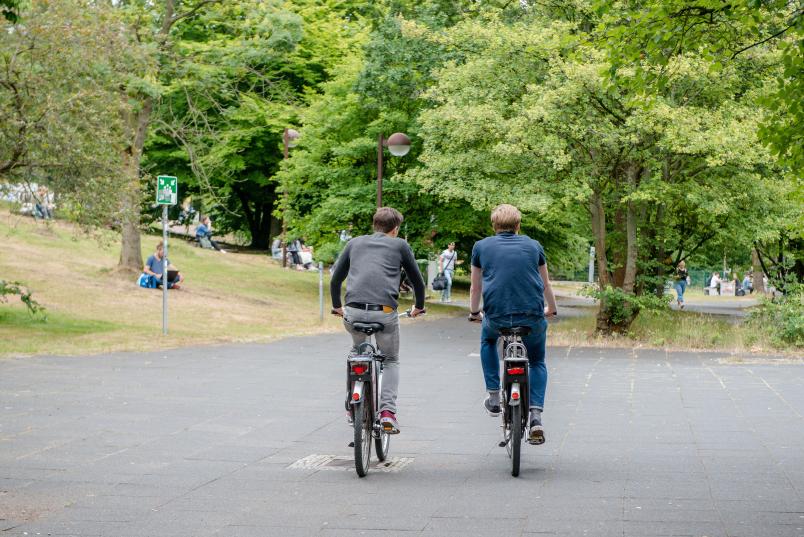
[331,307,344,317]
[468,311,483,323]
[545,308,558,318]
[411,307,426,318]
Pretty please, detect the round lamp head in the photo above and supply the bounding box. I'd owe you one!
[387,132,411,157]
[286,128,300,148]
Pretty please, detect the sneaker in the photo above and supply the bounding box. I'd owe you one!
[380,410,400,434]
[528,416,545,445]
[484,396,501,417]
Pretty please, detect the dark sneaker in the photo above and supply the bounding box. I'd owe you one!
[484,396,501,417]
[528,416,545,445]
[380,410,400,434]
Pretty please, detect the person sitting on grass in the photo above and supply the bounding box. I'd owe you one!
[195,215,225,252]
[140,240,183,289]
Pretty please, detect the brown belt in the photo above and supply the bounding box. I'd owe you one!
[346,302,395,313]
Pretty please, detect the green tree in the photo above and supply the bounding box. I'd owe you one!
[144,0,367,249]
[0,0,137,227]
[114,0,223,273]
[596,1,804,288]
[409,13,790,332]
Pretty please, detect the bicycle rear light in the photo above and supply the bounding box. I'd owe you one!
[507,367,525,375]
[351,364,368,375]
[511,392,520,400]
[352,392,360,401]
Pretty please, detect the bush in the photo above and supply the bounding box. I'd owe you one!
[580,284,671,331]
[0,280,46,318]
[749,284,804,348]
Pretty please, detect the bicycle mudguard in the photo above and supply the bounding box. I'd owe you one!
[351,380,364,404]
[508,382,522,406]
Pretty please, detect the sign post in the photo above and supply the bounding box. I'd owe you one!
[156,175,178,336]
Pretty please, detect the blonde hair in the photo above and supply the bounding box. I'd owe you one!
[491,204,521,232]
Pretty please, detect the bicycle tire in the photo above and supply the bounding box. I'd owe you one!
[511,404,521,477]
[353,401,371,477]
[375,429,390,462]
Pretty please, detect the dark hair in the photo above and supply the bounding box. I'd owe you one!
[373,207,403,233]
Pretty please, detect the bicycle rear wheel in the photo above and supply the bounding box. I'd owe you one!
[353,401,371,477]
[510,404,521,477]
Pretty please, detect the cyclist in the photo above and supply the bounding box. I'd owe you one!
[331,207,426,434]
[468,204,557,445]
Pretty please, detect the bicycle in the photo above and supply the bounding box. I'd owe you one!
[343,309,422,477]
[497,326,531,477]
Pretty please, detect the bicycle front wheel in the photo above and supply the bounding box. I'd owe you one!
[510,404,521,477]
[375,428,390,462]
[353,401,371,477]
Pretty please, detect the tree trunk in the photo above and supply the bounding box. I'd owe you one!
[590,191,614,333]
[622,166,638,295]
[118,0,177,272]
[118,99,153,272]
[752,247,766,294]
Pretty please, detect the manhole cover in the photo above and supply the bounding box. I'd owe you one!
[288,454,413,473]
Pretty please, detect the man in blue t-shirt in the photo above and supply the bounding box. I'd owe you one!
[468,204,557,445]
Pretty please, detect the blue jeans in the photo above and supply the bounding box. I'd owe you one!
[481,314,548,409]
[674,279,687,304]
[441,269,453,301]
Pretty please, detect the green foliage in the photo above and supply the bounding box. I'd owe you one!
[581,284,670,330]
[141,0,368,249]
[0,0,144,228]
[596,0,804,176]
[749,284,804,348]
[0,0,17,22]
[0,280,46,318]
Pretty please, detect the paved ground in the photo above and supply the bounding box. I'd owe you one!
[1,317,803,537]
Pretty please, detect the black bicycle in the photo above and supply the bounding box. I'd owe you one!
[344,309,421,477]
[497,326,531,477]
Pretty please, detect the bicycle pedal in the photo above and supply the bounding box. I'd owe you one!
[348,441,355,448]
[498,440,507,447]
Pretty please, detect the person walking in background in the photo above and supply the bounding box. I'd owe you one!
[438,241,458,303]
[742,273,753,294]
[674,260,688,309]
[287,238,303,269]
[709,272,721,295]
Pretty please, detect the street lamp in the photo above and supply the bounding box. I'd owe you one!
[377,132,411,208]
[282,127,300,268]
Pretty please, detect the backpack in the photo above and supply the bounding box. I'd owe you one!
[137,273,158,289]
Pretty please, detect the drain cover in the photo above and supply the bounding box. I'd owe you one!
[288,454,413,473]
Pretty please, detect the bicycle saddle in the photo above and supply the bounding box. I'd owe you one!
[352,322,385,335]
[499,326,531,336]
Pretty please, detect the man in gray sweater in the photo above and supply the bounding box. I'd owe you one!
[331,207,426,434]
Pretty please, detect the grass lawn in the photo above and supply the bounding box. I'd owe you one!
[0,210,449,357]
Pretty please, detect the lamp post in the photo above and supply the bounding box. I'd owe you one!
[377,132,411,208]
[281,127,300,267]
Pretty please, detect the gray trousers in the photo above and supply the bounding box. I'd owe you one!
[344,306,400,414]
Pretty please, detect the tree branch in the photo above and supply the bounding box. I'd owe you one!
[170,0,221,26]
[730,12,803,59]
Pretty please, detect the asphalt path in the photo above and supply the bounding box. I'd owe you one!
[1,317,803,536]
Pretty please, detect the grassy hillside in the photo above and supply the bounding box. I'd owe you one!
[0,210,434,357]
